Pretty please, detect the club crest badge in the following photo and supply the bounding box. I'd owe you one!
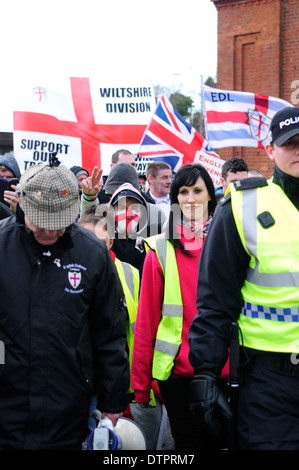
[248,109,271,142]
[68,271,82,289]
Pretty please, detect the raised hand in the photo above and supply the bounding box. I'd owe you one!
[81,166,103,197]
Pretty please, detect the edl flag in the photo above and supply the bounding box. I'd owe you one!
[204,85,293,149]
[13,77,156,175]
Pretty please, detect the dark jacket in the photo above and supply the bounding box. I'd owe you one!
[0,201,13,219]
[0,209,130,450]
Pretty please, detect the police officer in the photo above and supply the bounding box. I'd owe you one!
[188,106,299,450]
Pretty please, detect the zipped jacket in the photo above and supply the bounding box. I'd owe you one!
[189,169,299,375]
[0,210,129,450]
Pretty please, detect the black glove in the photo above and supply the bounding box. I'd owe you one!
[190,372,233,436]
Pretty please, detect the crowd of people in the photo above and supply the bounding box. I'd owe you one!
[0,105,299,451]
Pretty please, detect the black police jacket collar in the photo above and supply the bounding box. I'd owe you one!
[272,165,299,211]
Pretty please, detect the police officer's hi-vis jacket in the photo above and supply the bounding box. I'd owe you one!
[230,177,299,353]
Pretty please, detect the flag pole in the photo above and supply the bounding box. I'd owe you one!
[201,79,209,143]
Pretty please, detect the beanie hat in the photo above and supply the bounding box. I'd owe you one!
[104,162,140,195]
[19,163,80,230]
[70,165,89,178]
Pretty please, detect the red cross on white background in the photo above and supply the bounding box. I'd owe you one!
[69,271,81,289]
[33,87,46,102]
[13,77,146,173]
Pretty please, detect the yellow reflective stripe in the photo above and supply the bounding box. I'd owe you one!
[115,258,139,324]
[162,304,183,317]
[246,268,299,287]
[155,237,167,272]
[154,339,180,357]
[121,261,135,300]
[233,185,299,287]
[242,187,258,258]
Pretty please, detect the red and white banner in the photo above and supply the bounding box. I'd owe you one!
[13,77,156,175]
[194,152,225,188]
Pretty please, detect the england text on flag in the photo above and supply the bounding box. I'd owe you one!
[204,85,292,149]
[138,95,221,173]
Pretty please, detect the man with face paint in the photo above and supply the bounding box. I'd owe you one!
[112,191,143,239]
[107,183,149,270]
[81,163,167,270]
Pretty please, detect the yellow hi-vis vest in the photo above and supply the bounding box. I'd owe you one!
[230,178,299,353]
[145,235,183,380]
[115,257,156,405]
[115,257,139,385]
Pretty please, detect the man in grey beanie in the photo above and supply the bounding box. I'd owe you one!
[104,161,140,195]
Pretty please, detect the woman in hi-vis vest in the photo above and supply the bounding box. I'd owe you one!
[131,164,227,451]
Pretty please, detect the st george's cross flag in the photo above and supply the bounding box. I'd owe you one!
[13,76,156,175]
[137,95,223,183]
[203,85,293,149]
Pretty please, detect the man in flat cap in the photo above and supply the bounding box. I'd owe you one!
[0,159,130,450]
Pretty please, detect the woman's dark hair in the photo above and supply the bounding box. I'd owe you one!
[167,164,216,252]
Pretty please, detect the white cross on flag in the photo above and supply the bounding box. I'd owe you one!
[13,76,156,175]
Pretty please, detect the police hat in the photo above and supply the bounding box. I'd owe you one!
[270,107,299,146]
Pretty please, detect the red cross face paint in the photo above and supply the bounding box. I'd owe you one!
[114,206,141,237]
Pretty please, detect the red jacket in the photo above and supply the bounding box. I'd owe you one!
[132,230,204,403]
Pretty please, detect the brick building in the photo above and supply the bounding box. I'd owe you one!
[211,0,299,177]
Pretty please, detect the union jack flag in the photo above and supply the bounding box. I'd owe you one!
[138,95,220,172]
